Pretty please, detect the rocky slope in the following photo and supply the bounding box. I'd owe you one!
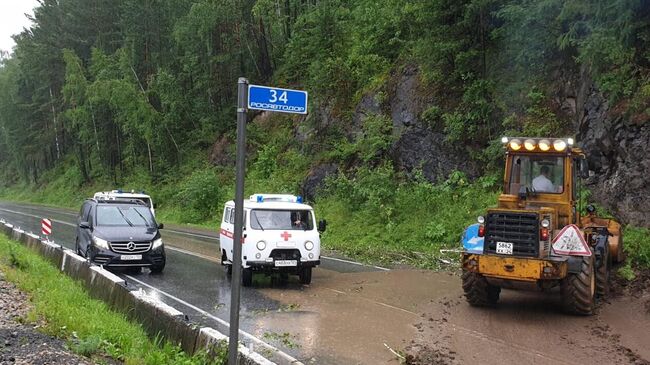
[577,83,650,227]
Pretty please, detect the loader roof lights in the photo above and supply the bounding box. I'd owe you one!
[538,139,551,151]
[524,139,536,151]
[553,139,567,151]
[509,139,522,151]
[502,137,574,152]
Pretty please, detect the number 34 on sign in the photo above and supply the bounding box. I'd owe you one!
[248,84,308,115]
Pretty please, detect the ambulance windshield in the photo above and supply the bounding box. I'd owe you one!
[250,210,313,230]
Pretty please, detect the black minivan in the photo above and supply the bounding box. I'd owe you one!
[75,198,166,273]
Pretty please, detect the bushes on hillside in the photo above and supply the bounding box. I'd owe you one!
[175,168,222,222]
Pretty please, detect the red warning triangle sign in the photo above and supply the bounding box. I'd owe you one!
[552,224,591,256]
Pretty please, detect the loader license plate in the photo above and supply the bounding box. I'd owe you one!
[496,242,513,255]
[274,260,297,267]
[121,254,142,261]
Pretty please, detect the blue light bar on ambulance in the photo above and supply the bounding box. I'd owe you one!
[250,194,303,203]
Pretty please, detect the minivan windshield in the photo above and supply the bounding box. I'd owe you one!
[508,155,564,194]
[250,210,313,230]
[96,205,155,227]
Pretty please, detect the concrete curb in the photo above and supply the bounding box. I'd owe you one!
[0,223,292,365]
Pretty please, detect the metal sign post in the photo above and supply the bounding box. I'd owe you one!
[228,77,248,364]
[227,79,308,364]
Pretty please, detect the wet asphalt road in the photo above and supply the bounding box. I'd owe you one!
[7,201,644,364]
[0,201,409,364]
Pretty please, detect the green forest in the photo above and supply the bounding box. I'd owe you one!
[0,0,648,268]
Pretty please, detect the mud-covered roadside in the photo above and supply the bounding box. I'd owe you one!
[405,270,650,365]
[0,271,91,365]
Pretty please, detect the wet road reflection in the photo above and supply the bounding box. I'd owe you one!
[0,201,424,364]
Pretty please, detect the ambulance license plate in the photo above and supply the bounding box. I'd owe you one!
[496,242,513,255]
[275,260,297,267]
[121,254,142,261]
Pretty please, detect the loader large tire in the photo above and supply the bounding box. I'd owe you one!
[596,244,611,297]
[561,254,596,315]
[462,271,500,307]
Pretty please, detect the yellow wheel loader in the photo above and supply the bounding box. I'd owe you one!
[461,137,623,315]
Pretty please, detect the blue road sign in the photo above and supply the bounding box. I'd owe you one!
[248,84,308,114]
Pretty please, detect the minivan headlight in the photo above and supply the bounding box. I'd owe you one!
[152,238,163,249]
[304,241,314,251]
[92,236,109,249]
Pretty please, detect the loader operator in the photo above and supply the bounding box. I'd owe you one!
[532,165,556,193]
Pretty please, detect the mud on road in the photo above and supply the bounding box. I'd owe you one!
[405,270,650,365]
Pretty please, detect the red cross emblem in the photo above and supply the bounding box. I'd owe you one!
[280,231,292,241]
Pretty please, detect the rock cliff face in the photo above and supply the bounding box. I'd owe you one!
[388,65,480,182]
[301,65,481,198]
[295,63,650,227]
[577,85,650,227]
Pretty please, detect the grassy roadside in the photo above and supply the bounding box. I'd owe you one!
[0,235,226,365]
[617,226,650,280]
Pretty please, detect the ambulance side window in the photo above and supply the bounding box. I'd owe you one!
[224,207,231,223]
[229,208,235,223]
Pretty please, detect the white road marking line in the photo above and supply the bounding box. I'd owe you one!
[164,229,218,240]
[324,287,418,316]
[0,207,76,227]
[0,205,391,271]
[124,274,301,364]
[320,256,390,271]
[165,245,219,262]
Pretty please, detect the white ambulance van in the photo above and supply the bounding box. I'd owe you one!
[220,194,326,286]
[94,190,156,217]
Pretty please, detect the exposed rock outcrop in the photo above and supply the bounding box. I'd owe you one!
[392,127,480,182]
[578,86,650,227]
[209,135,234,166]
[388,65,480,181]
[302,163,339,201]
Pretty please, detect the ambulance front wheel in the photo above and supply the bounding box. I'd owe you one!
[242,268,253,287]
[225,264,232,277]
[299,267,312,285]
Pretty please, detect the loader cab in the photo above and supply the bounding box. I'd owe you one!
[500,137,584,227]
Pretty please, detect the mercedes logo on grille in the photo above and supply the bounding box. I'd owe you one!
[127,241,136,251]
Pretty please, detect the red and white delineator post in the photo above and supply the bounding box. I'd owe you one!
[41,218,52,240]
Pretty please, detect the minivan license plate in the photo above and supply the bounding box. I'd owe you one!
[275,260,297,267]
[121,254,142,261]
[496,242,513,255]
